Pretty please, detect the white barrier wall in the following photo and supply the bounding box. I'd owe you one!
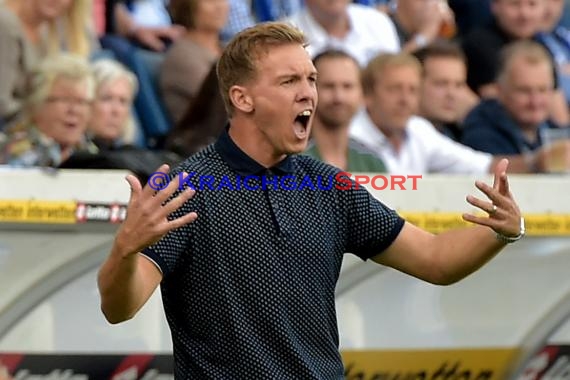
[0,169,569,379]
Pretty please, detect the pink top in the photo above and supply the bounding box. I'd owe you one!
[93,0,106,36]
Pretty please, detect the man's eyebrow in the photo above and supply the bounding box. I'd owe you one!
[276,73,298,79]
[275,71,318,81]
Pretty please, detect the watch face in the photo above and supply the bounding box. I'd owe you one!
[414,34,428,47]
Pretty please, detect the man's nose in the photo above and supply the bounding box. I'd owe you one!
[520,4,535,20]
[527,90,545,104]
[297,79,317,103]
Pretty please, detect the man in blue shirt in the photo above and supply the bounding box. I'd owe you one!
[462,39,570,171]
[98,21,525,379]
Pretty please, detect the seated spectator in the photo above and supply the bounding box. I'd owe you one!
[88,59,139,149]
[462,0,544,97]
[54,57,183,181]
[537,0,570,106]
[0,0,96,127]
[165,65,228,157]
[349,52,549,174]
[104,0,185,52]
[286,0,400,66]
[304,49,386,172]
[388,0,457,52]
[461,40,570,171]
[414,41,479,140]
[99,1,174,147]
[462,0,570,127]
[160,0,229,124]
[0,54,97,167]
[349,52,492,174]
[448,0,492,38]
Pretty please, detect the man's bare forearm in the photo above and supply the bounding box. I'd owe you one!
[430,226,505,285]
[97,240,161,323]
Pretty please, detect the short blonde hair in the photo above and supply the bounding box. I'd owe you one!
[91,59,139,143]
[26,53,94,112]
[216,21,307,116]
[361,53,422,95]
[497,40,554,86]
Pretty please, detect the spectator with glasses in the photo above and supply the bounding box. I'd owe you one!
[0,54,98,167]
[88,59,139,149]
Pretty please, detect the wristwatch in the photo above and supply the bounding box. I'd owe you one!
[496,217,525,244]
[413,34,429,48]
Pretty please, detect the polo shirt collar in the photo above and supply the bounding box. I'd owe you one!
[214,125,295,176]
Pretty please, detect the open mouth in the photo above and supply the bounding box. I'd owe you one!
[293,110,312,139]
[64,122,79,129]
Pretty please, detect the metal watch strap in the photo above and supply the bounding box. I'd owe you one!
[414,34,428,48]
[496,217,525,243]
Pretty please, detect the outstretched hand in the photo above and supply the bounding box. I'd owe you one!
[462,158,522,237]
[115,164,198,256]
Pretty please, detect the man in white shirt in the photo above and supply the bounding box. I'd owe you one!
[350,52,539,174]
[286,0,400,66]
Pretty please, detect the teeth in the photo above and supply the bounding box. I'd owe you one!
[299,110,312,117]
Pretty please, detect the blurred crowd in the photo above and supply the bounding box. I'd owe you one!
[2,0,570,179]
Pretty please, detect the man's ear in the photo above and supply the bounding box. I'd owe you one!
[229,85,254,113]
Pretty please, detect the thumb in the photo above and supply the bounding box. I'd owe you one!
[125,174,142,204]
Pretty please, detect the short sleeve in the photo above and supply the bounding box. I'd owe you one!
[338,174,405,260]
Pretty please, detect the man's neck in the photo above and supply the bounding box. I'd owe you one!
[423,116,444,132]
[366,108,407,153]
[311,120,350,170]
[228,118,287,169]
[308,6,351,39]
[373,118,407,153]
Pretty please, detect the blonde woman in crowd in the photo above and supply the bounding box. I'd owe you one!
[0,54,97,167]
[88,59,139,149]
[0,0,96,126]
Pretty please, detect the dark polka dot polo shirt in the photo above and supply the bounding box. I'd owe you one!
[142,127,405,379]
